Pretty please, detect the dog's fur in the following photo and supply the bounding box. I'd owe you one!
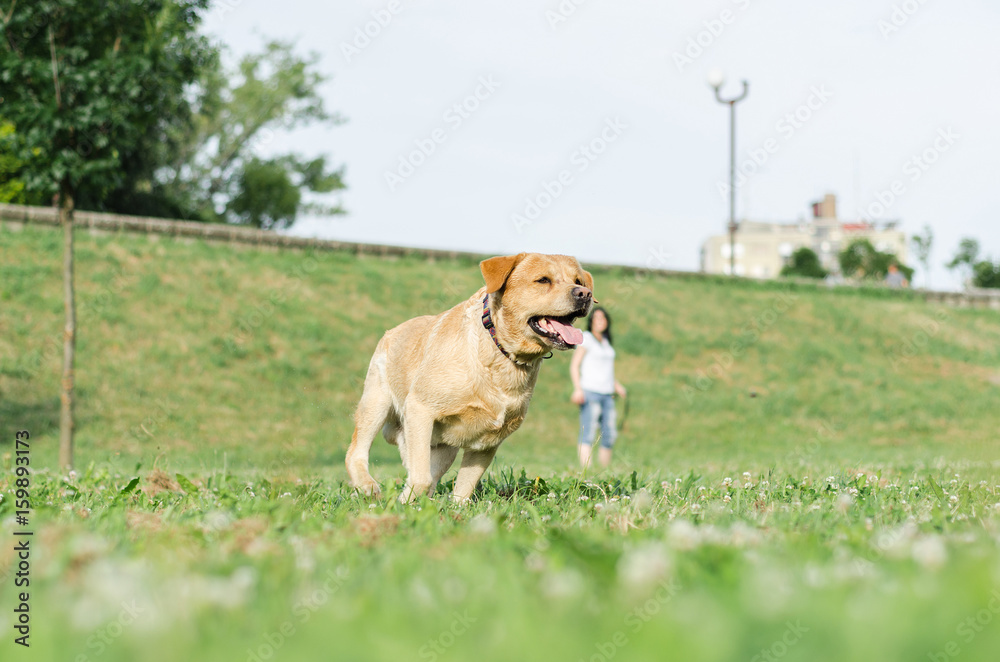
[345,253,594,502]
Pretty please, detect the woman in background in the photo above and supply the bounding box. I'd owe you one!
[570,307,626,469]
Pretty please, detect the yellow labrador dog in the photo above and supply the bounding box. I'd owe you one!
[346,253,594,502]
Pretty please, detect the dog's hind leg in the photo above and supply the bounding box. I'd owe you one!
[429,445,460,496]
[346,355,392,497]
[452,446,499,502]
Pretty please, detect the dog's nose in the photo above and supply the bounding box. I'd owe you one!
[571,286,592,303]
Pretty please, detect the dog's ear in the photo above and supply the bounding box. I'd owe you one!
[480,253,526,294]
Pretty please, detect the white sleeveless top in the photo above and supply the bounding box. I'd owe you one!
[579,331,616,395]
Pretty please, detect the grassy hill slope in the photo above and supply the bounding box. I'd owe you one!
[3,223,1000,662]
[2,223,998,479]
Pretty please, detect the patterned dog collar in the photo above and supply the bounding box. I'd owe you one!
[481,295,552,366]
[482,295,516,362]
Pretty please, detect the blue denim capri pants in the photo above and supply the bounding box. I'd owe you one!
[578,390,617,449]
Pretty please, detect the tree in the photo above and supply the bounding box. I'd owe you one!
[780,247,827,279]
[838,239,913,282]
[1,0,213,468]
[158,40,346,228]
[946,237,980,287]
[947,238,1000,289]
[910,225,934,289]
[972,260,1000,289]
[0,120,27,202]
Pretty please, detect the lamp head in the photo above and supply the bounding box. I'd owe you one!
[707,68,725,89]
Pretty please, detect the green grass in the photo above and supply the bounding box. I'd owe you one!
[1,223,999,661]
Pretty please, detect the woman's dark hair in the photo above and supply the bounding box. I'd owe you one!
[586,307,612,345]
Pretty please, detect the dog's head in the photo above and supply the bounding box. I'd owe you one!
[480,253,595,356]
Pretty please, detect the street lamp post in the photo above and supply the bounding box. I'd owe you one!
[707,69,748,276]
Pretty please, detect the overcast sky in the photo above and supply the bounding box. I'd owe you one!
[206,0,1000,290]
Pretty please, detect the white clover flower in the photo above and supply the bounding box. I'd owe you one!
[667,519,700,551]
[633,489,653,511]
[722,477,733,487]
[594,502,605,513]
[743,482,753,489]
[825,476,837,484]
[743,472,752,480]
[949,495,959,505]
[578,495,590,502]
[468,514,497,536]
[912,536,947,569]
[541,569,584,600]
[617,542,672,591]
[525,553,545,573]
[848,487,859,496]
[723,495,731,503]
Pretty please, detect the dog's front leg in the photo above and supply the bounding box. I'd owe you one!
[400,399,435,503]
[452,447,499,502]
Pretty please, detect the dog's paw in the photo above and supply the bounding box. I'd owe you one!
[352,480,382,499]
[449,493,473,505]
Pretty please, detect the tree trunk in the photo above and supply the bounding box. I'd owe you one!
[59,182,76,470]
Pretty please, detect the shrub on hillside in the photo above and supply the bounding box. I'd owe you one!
[780,247,827,279]
[838,239,913,282]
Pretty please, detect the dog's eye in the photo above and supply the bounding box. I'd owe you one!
[536,277,551,284]
[575,278,583,286]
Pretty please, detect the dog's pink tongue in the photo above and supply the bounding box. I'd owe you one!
[548,318,583,346]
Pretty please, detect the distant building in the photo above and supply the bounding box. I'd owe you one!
[700,193,908,278]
